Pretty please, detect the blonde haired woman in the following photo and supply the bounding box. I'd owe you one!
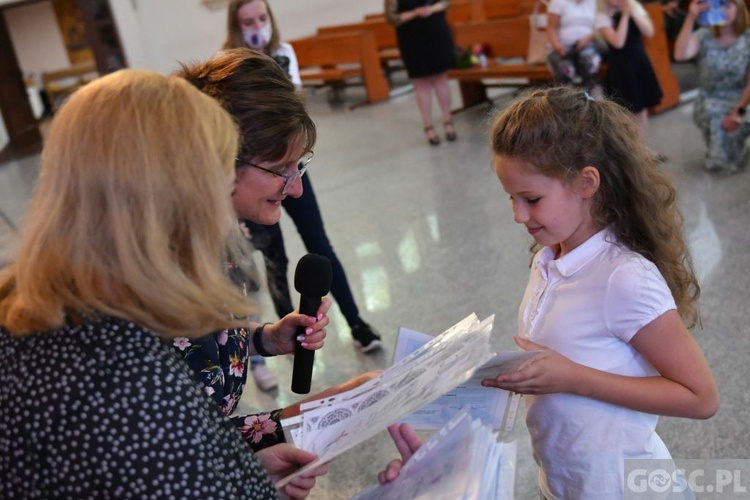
[674,0,750,174]
[0,69,326,498]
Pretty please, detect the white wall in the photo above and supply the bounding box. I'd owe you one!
[4,1,68,83]
[110,0,384,74]
[2,0,386,77]
[0,0,384,149]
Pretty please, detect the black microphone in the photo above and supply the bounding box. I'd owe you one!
[291,253,332,394]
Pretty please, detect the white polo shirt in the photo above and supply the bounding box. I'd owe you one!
[518,229,675,498]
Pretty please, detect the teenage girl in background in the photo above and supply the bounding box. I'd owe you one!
[483,87,718,498]
[596,0,663,138]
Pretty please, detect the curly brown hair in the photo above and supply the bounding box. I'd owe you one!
[490,86,700,328]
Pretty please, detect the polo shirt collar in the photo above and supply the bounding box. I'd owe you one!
[533,228,616,278]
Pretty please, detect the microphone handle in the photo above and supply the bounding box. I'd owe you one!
[291,294,320,394]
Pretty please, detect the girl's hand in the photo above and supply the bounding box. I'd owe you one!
[255,444,328,499]
[576,35,594,51]
[687,0,709,18]
[481,336,581,395]
[265,297,331,355]
[620,0,632,16]
[377,423,423,484]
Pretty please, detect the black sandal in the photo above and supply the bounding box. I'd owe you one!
[444,121,457,142]
[424,125,440,146]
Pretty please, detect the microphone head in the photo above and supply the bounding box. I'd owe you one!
[294,253,333,296]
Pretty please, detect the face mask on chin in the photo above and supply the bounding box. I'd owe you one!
[242,23,273,50]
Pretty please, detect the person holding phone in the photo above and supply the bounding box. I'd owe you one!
[674,0,750,174]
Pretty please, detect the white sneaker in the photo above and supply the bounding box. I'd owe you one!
[251,364,278,391]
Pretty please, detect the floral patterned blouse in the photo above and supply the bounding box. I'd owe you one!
[695,28,750,100]
[173,328,286,452]
[173,253,286,452]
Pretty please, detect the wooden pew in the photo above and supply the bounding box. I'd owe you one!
[481,0,523,19]
[289,30,391,107]
[643,2,680,113]
[448,6,680,114]
[317,18,401,74]
[42,61,98,113]
[448,15,551,110]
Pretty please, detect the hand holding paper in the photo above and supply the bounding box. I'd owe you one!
[481,335,582,395]
[395,328,546,430]
[276,314,496,489]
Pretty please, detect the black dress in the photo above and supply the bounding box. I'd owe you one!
[394,0,456,79]
[604,13,663,113]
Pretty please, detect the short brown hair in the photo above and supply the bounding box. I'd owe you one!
[177,48,315,165]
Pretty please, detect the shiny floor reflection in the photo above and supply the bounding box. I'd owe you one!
[1,81,747,499]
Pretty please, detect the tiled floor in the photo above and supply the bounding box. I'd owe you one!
[1,76,747,498]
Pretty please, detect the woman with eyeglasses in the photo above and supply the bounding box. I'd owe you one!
[222,2,383,388]
[172,49,426,497]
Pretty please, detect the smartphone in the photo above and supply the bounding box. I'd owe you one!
[697,0,728,27]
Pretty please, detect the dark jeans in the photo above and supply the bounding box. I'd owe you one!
[244,174,361,328]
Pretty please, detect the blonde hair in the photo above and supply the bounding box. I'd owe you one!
[490,86,700,328]
[0,69,259,337]
[223,0,282,54]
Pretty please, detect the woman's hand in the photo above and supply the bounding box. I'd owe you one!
[481,336,581,395]
[264,297,331,355]
[414,5,433,17]
[377,423,423,484]
[280,370,382,420]
[255,444,328,499]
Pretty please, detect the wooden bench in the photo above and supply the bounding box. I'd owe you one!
[448,5,680,114]
[316,19,402,81]
[42,61,98,112]
[289,30,391,107]
[365,0,521,25]
[448,15,551,110]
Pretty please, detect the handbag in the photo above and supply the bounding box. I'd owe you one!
[527,0,549,65]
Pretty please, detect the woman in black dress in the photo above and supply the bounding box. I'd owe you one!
[596,0,663,138]
[386,0,457,145]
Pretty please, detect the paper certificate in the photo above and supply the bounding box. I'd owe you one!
[394,327,544,429]
[276,314,497,489]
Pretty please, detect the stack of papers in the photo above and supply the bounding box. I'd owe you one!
[276,314,496,488]
[351,410,517,500]
[394,328,543,430]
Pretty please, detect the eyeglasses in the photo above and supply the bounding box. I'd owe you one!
[237,150,314,195]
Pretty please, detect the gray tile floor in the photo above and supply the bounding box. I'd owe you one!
[1,78,748,499]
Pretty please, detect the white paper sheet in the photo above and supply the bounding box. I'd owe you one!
[276,314,496,489]
[394,328,545,429]
[350,410,517,500]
